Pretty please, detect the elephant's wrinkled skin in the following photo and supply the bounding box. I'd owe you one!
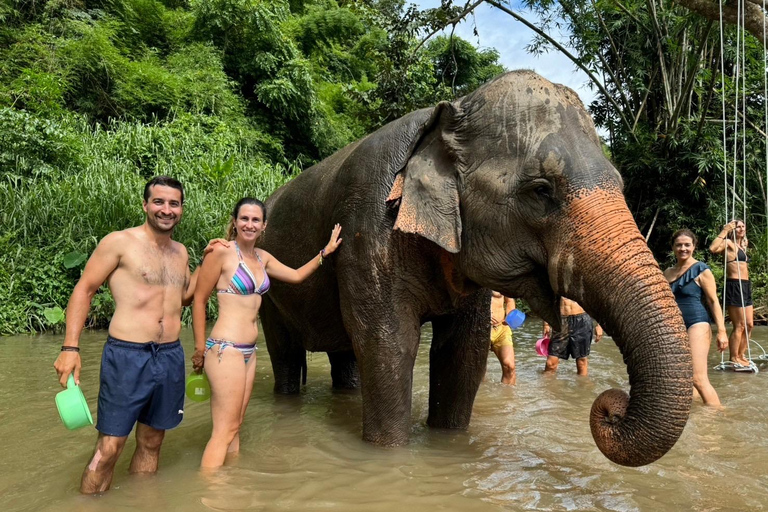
[259,71,692,467]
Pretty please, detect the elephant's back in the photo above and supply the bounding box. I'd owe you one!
[266,107,436,230]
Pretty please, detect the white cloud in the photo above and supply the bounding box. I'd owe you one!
[413,1,598,108]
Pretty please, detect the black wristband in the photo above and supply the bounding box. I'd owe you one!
[61,346,80,352]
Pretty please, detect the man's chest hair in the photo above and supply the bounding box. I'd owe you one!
[121,244,187,288]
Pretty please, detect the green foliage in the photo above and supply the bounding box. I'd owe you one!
[425,35,505,96]
[0,115,295,334]
[515,0,768,308]
[0,0,506,333]
[0,108,82,178]
[62,251,87,268]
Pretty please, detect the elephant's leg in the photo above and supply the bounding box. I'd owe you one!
[261,297,306,394]
[428,290,491,429]
[342,305,421,445]
[328,350,360,390]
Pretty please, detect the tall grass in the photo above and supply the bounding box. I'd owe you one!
[0,111,296,334]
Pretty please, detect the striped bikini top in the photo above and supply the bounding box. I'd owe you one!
[217,242,270,296]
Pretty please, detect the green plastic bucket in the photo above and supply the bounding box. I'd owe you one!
[186,372,211,402]
[55,374,94,430]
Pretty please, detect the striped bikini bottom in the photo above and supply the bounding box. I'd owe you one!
[205,338,256,364]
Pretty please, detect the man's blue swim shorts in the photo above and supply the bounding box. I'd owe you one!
[96,336,185,437]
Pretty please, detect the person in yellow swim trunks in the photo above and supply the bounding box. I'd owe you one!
[490,291,516,385]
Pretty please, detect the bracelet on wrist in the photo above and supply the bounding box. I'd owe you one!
[61,346,80,353]
[318,248,325,266]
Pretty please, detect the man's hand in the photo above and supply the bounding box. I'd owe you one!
[595,324,604,343]
[191,349,205,373]
[542,322,551,338]
[54,351,81,387]
[203,238,230,258]
[491,317,501,327]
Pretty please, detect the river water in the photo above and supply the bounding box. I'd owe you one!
[3,323,768,511]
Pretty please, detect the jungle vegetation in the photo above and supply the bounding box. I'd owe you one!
[0,0,504,333]
[4,0,768,333]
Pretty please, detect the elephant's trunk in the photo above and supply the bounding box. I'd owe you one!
[554,187,692,467]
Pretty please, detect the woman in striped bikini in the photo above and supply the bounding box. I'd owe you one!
[192,197,342,468]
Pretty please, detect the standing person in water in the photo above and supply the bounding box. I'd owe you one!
[489,291,517,385]
[542,298,602,376]
[665,229,728,406]
[53,176,197,494]
[710,220,753,367]
[192,197,342,468]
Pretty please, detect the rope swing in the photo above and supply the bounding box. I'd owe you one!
[713,0,766,372]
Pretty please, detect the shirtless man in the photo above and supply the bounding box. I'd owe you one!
[53,176,197,494]
[542,298,602,376]
[490,291,517,385]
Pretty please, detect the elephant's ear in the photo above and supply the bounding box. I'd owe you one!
[388,102,462,253]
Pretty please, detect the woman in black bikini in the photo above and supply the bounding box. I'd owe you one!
[710,220,753,367]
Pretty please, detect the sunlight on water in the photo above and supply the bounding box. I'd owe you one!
[3,323,768,511]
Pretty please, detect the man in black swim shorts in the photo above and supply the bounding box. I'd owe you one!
[542,298,602,376]
[53,176,199,494]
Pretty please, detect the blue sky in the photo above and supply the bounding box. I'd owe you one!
[413,1,597,107]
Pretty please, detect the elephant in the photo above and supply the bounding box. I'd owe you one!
[258,70,693,467]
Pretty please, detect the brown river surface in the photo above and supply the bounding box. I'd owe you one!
[3,322,768,511]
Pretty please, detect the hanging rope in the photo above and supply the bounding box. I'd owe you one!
[714,0,760,373]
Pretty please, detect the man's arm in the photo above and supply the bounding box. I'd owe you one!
[504,297,516,316]
[183,266,200,307]
[184,239,231,306]
[594,323,603,343]
[53,233,122,387]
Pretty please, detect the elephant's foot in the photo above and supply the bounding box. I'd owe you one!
[426,411,471,430]
[273,380,301,395]
[362,423,410,446]
[328,350,360,390]
[272,355,306,395]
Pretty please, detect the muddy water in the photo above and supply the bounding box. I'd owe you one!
[3,323,768,512]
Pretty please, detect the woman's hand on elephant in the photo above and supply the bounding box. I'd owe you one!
[323,224,343,255]
[191,349,205,372]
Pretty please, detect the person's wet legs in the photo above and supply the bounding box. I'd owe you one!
[492,344,516,385]
[728,305,750,365]
[739,305,754,362]
[576,357,588,376]
[227,354,258,455]
[130,423,165,473]
[80,433,128,494]
[201,346,247,468]
[543,355,559,373]
[688,323,721,407]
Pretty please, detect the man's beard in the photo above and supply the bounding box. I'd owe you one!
[147,214,179,234]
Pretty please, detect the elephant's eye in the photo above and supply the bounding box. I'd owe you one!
[529,179,553,199]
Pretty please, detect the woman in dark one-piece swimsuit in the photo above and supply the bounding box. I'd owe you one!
[664,229,728,407]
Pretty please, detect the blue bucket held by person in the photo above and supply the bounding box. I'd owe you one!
[505,309,526,329]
